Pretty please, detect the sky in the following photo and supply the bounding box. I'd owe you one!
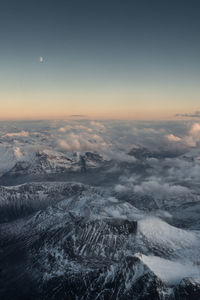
[0,0,200,120]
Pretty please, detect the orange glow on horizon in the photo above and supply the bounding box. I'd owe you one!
[0,91,199,121]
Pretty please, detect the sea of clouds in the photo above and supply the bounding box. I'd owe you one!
[1,119,200,202]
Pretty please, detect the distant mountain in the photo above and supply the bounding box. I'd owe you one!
[0,150,107,185]
[6,150,105,175]
[128,146,183,160]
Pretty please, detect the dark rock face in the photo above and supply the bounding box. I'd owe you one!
[38,256,169,300]
[174,278,200,300]
[84,152,104,163]
[0,182,89,223]
[106,219,137,235]
[128,147,154,159]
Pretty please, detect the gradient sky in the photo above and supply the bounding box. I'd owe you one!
[1,0,200,120]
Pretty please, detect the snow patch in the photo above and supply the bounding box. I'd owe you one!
[138,217,198,251]
[137,254,200,285]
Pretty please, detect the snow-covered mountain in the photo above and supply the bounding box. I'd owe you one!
[1,120,200,299]
[0,182,95,222]
[0,149,107,185]
[1,181,200,299]
[5,150,105,174]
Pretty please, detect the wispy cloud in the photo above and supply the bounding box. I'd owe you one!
[175,111,200,118]
[69,115,87,118]
[3,130,29,137]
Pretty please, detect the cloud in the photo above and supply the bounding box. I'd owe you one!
[13,147,23,159]
[3,131,29,138]
[108,151,137,163]
[175,111,200,118]
[2,119,200,202]
[133,180,190,198]
[56,120,200,159]
[58,127,67,133]
[90,121,105,130]
[163,123,200,147]
[58,131,109,153]
[69,115,87,118]
[189,123,200,136]
[165,134,181,142]
[115,171,193,209]
[183,123,200,147]
[115,184,129,193]
[58,123,94,133]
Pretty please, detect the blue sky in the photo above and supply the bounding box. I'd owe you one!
[1,0,200,119]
